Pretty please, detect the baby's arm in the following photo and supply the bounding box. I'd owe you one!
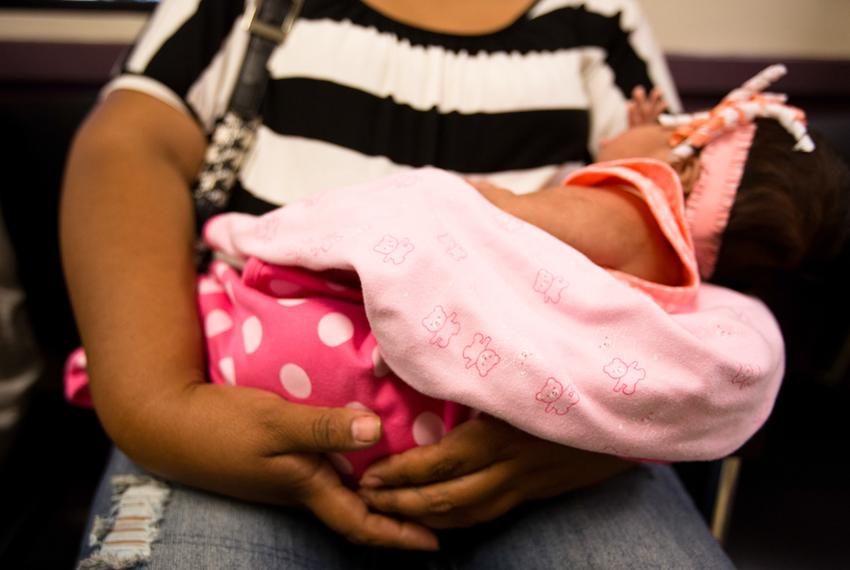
[485,92,680,284]
[470,180,686,286]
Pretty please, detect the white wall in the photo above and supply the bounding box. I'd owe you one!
[641,0,850,60]
[0,9,145,43]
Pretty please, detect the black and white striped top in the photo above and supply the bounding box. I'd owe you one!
[105,0,679,213]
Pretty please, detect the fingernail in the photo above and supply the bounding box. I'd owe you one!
[416,533,440,551]
[360,474,383,488]
[352,416,381,444]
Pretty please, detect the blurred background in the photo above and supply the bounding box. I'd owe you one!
[1,1,848,567]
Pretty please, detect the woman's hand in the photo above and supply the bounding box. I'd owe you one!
[128,381,440,550]
[356,416,633,529]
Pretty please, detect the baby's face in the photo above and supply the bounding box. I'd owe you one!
[597,124,675,164]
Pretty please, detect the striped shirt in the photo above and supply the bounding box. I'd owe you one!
[104,0,680,213]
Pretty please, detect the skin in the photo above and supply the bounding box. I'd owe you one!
[62,90,438,550]
[465,120,703,287]
[61,0,666,552]
[357,416,631,529]
[597,123,677,164]
[627,85,668,130]
[468,176,686,285]
[596,122,702,196]
[363,0,537,35]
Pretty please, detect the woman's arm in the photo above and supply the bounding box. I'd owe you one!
[61,90,205,449]
[61,90,437,550]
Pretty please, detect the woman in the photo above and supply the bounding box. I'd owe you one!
[63,1,738,567]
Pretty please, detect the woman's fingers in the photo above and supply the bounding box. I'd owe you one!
[359,418,507,488]
[251,394,448,544]
[416,487,523,529]
[304,461,440,550]
[259,396,384,454]
[358,460,516,519]
[356,418,535,528]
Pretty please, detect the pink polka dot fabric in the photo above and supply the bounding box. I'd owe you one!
[198,259,470,478]
[64,348,91,407]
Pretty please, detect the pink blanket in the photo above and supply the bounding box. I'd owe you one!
[203,168,783,463]
[66,166,783,477]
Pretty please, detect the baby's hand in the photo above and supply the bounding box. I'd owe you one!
[628,86,667,128]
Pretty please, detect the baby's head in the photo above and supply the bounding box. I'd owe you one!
[599,66,850,301]
[710,119,850,294]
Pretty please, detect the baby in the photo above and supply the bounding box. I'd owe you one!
[65,67,849,479]
[479,65,848,300]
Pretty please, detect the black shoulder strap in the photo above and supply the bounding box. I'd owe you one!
[192,0,304,233]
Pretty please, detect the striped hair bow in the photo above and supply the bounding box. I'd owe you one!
[659,64,815,160]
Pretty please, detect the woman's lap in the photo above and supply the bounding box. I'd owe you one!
[77,448,733,569]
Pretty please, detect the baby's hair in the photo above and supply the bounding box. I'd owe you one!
[712,118,850,300]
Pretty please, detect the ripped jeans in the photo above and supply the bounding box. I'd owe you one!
[77,448,734,569]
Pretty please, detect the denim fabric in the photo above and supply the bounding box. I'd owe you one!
[78,448,734,569]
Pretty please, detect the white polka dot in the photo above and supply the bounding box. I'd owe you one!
[279,364,312,398]
[372,346,390,378]
[269,279,301,296]
[205,310,233,337]
[218,357,236,385]
[242,316,263,354]
[326,281,348,292]
[326,452,354,476]
[412,412,446,446]
[317,312,354,347]
[213,262,230,279]
[345,401,373,413]
[76,351,87,367]
[277,298,307,307]
[198,279,224,295]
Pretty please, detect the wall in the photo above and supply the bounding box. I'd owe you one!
[640,0,850,59]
